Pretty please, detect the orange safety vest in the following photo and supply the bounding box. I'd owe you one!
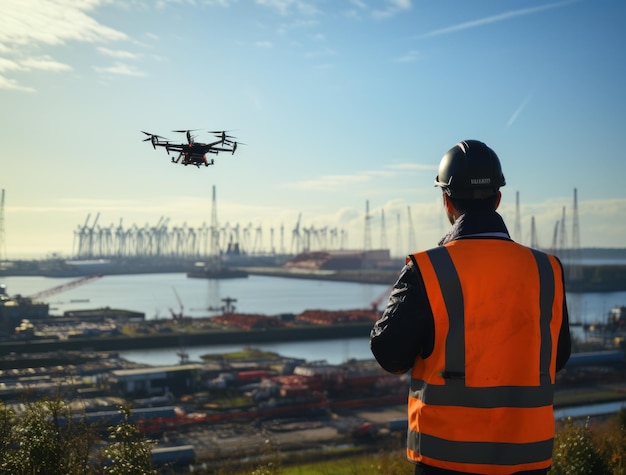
[407,239,564,475]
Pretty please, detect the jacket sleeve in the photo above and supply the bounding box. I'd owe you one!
[556,261,572,371]
[370,262,434,374]
[556,300,571,372]
[556,288,572,371]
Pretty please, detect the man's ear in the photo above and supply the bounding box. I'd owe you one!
[443,193,454,214]
[494,191,502,210]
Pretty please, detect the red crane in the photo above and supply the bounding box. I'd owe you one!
[371,287,392,312]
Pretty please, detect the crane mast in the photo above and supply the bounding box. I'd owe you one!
[27,274,103,302]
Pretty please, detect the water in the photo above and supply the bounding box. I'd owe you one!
[554,401,626,420]
[3,273,626,366]
[2,273,388,365]
[2,274,388,319]
[119,337,373,366]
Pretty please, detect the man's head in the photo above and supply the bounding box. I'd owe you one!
[434,140,505,223]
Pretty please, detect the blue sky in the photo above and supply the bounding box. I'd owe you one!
[1,0,625,259]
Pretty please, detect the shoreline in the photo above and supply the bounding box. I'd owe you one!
[3,261,626,292]
[0,321,374,354]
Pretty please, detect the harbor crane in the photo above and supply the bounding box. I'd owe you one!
[371,287,391,313]
[27,274,103,302]
[169,287,185,324]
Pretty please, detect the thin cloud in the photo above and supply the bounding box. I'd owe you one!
[93,62,145,77]
[393,50,422,63]
[507,92,534,128]
[0,1,130,90]
[304,46,336,58]
[418,0,580,39]
[97,47,141,60]
[0,53,70,92]
[287,174,371,191]
[21,56,72,72]
[202,0,240,6]
[344,0,366,20]
[0,0,127,47]
[0,75,35,92]
[373,0,412,19]
[365,169,397,178]
[345,0,411,20]
[255,0,321,17]
[0,58,21,73]
[286,165,416,191]
[388,163,437,171]
[0,55,71,73]
[348,0,368,10]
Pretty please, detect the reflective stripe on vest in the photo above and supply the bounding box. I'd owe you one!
[410,434,554,467]
[407,243,561,473]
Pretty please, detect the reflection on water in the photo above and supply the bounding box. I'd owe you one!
[121,337,372,367]
[567,291,626,325]
[554,401,626,420]
[2,273,626,365]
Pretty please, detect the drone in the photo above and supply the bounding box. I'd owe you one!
[141,129,242,168]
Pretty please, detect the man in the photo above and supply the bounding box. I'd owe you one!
[370,140,571,475]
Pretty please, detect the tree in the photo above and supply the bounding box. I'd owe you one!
[0,397,95,475]
[99,406,155,475]
[0,399,155,475]
[0,403,15,461]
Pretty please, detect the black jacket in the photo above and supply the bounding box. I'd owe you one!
[370,210,571,475]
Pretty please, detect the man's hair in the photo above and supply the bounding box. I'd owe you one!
[448,193,499,214]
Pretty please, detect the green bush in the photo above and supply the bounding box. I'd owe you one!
[0,398,95,475]
[0,400,154,475]
[591,410,626,475]
[100,406,155,475]
[547,417,611,475]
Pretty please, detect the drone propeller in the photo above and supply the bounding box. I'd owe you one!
[141,131,168,138]
[209,130,237,144]
[228,141,247,154]
[141,131,169,149]
[224,139,246,146]
[173,129,200,144]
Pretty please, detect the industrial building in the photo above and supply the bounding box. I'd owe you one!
[108,364,202,398]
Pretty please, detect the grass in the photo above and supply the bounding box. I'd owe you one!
[201,347,281,361]
[220,447,415,475]
[276,451,414,475]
